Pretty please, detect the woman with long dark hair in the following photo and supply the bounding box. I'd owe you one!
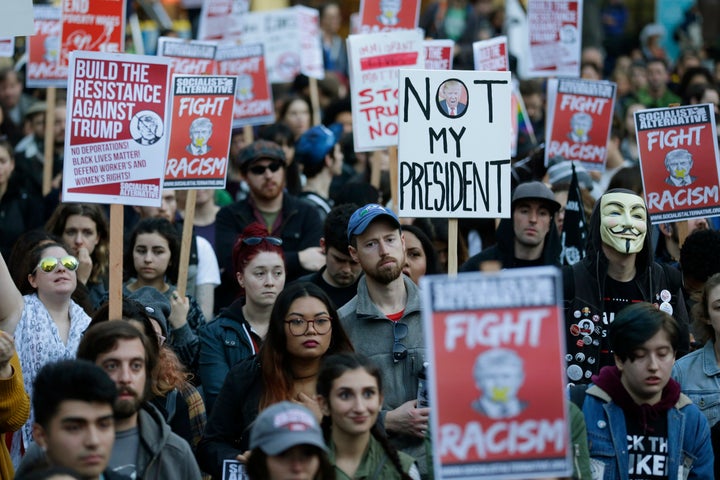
[197,282,354,478]
[317,353,421,479]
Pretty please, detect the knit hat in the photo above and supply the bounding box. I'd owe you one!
[511,181,561,214]
[294,124,342,167]
[127,286,170,335]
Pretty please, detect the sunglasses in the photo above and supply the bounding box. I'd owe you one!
[242,236,283,247]
[393,322,408,363]
[34,255,79,274]
[248,161,283,175]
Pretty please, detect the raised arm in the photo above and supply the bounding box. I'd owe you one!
[0,253,25,336]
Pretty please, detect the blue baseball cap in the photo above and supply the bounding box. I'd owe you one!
[347,203,400,242]
[294,124,342,167]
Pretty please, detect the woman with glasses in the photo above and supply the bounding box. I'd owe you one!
[197,282,354,479]
[45,203,110,310]
[0,242,91,462]
[200,222,286,412]
[317,352,421,480]
[123,217,206,380]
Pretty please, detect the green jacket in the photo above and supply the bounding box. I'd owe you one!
[329,435,420,479]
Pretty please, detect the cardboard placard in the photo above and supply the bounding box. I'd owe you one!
[197,0,248,40]
[157,37,218,75]
[358,0,421,33]
[527,0,582,78]
[473,36,509,72]
[61,0,126,66]
[27,6,67,88]
[424,39,454,70]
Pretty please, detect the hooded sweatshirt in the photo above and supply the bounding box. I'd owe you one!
[562,189,689,384]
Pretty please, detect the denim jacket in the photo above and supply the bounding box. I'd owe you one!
[672,341,720,428]
[582,385,713,480]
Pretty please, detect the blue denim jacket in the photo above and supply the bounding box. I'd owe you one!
[672,341,720,428]
[582,385,713,480]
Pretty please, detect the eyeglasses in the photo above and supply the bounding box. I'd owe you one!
[285,316,332,336]
[393,322,408,363]
[242,236,283,247]
[34,255,79,274]
[248,161,283,175]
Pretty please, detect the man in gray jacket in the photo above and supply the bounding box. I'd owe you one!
[338,203,430,477]
[77,321,202,479]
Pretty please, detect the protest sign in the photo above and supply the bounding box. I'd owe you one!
[347,30,424,152]
[635,104,720,223]
[238,6,324,83]
[61,0,125,67]
[545,78,616,171]
[0,0,33,38]
[222,459,248,480]
[197,0,248,41]
[27,6,67,88]
[527,0,582,77]
[424,39,454,70]
[157,37,218,75]
[216,43,275,127]
[473,36,509,72]
[165,75,236,189]
[63,51,171,207]
[398,69,512,218]
[420,267,571,480]
[0,39,13,58]
[358,0,420,33]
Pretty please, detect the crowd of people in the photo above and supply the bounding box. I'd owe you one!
[3,0,720,479]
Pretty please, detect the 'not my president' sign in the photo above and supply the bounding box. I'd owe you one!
[398,69,512,218]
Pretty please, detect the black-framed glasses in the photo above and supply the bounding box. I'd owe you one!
[285,316,332,336]
[34,255,79,274]
[393,322,408,363]
[242,236,283,247]
[248,161,283,175]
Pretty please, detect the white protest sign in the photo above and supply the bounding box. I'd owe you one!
[238,6,324,83]
[347,30,424,152]
[473,36,509,71]
[398,69,512,218]
[63,51,172,207]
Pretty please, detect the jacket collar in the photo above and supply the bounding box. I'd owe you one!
[701,341,720,376]
[354,275,421,320]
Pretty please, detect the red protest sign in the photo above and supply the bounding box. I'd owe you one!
[421,268,571,479]
[635,104,720,223]
[216,43,275,128]
[165,75,236,190]
[61,0,125,67]
[423,39,454,70]
[545,78,616,171]
[358,0,420,32]
[63,51,171,207]
[527,0,581,77]
[27,6,67,87]
[157,37,218,76]
[473,36,509,72]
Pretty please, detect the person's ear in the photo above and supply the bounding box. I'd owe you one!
[317,395,330,416]
[348,245,359,263]
[236,271,244,288]
[614,354,624,371]
[659,223,673,238]
[28,273,38,290]
[32,423,48,450]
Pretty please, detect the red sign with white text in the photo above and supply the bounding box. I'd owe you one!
[165,75,236,189]
[424,39,454,70]
[61,0,125,67]
[421,268,571,479]
[359,0,420,33]
[27,6,67,87]
[63,51,171,207]
[216,43,275,127]
[473,36,509,71]
[635,104,720,223]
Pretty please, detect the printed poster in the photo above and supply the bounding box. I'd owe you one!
[635,104,720,223]
[420,267,571,480]
[165,75,237,189]
[358,0,421,33]
[61,0,125,67]
[27,6,67,88]
[545,78,616,171]
[347,30,424,152]
[157,37,218,75]
[398,69,512,219]
[237,6,324,83]
[197,0,248,41]
[424,39,454,70]
[473,36,509,72]
[63,51,171,207]
[527,0,582,77]
[0,39,13,58]
[216,43,275,127]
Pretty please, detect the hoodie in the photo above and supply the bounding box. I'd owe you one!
[562,189,689,384]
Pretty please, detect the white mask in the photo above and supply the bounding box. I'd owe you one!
[599,192,647,254]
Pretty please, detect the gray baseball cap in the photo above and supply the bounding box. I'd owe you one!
[249,402,327,455]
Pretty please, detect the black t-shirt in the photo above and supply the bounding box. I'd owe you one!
[626,411,669,479]
[598,276,644,367]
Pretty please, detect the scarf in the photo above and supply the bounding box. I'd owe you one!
[592,365,680,434]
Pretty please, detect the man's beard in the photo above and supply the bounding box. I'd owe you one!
[366,256,403,285]
[114,386,143,419]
